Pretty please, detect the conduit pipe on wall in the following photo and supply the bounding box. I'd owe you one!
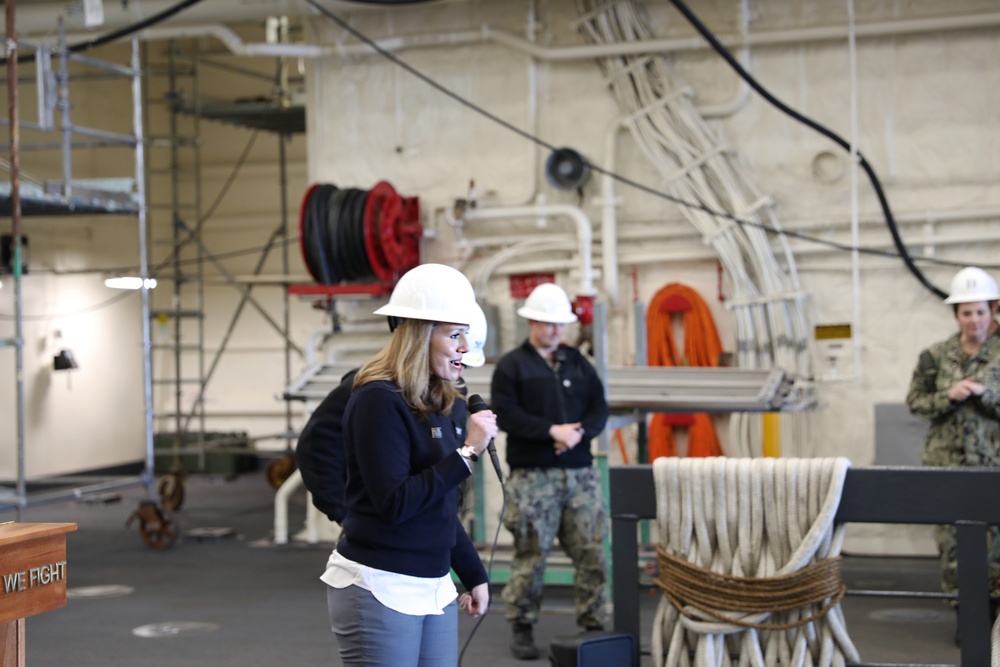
[471,237,576,296]
[466,214,1000,274]
[7,0,472,35]
[83,9,1000,67]
[601,120,624,309]
[484,12,1000,60]
[846,0,863,384]
[138,24,330,57]
[512,0,542,207]
[695,0,751,119]
[463,204,596,296]
[780,206,1000,233]
[621,198,1000,245]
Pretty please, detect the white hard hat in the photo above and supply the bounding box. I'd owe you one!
[516,282,578,324]
[944,267,1000,304]
[462,303,488,368]
[374,263,478,325]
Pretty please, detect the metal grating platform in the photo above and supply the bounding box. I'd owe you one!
[179,99,306,135]
[282,362,813,413]
[0,179,140,216]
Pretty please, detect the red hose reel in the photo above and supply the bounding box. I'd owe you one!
[298,180,421,290]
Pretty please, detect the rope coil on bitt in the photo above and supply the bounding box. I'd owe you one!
[655,549,845,630]
[651,456,859,667]
[298,180,421,287]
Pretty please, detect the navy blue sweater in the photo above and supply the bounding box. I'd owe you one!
[490,341,609,470]
[337,380,487,591]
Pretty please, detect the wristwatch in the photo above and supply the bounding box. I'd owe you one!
[459,445,479,463]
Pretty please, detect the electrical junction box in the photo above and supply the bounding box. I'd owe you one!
[815,323,854,380]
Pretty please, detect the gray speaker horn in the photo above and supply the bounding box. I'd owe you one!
[545,148,592,191]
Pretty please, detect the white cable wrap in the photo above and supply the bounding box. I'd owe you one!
[651,457,859,667]
[575,0,815,457]
[993,613,1000,667]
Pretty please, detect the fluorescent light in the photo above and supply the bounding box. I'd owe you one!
[104,276,157,290]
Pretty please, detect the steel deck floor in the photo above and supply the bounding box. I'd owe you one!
[2,473,962,666]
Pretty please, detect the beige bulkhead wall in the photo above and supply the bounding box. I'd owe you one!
[0,0,995,556]
[302,0,1000,553]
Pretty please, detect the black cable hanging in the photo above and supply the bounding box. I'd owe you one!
[32,0,969,281]
[667,0,947,299]
[301,0,979,274]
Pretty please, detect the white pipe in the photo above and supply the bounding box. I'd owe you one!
[780,206,1000,231]
[465,223,1000,277]
[513,0,542,207]
[298,498,342,545]
[696,0,751,119]
[305,330,329,366]
[463,204,595,296]
[135,25,331,57]
[8,0,471,35]
[847,0,863,383]
[480,13,1000,60]
[600,119,624,309]
[488,257,579,276]
[462,232,573,249]
[472,239,577,295]
[610,205,1000,237]
[9,0,313,35]
[273,468,302,545]
[64,9,1000,66]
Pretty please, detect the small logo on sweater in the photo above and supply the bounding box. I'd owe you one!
[455,425,463,437]
[430,426,443,439]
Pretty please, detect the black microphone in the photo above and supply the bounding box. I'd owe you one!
[468,394,503,484]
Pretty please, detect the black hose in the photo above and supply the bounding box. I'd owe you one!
[311,184,338,284]
[324,187,348,284]
[348,188,374,280]
[336,188,364,280]
[668,0,947,299]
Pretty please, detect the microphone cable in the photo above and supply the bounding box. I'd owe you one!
[457,472,506,667]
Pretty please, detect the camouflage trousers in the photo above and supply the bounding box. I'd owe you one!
[501,467,608,628]
[934,524,1000,598]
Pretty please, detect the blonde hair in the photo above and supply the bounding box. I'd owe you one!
[354,318,462,417]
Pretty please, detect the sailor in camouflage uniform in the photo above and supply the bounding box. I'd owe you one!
[491,283,610,660]
[906,267,1000,601]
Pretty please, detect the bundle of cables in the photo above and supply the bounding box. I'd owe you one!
[646,283,724,459]
[298,180,421,286]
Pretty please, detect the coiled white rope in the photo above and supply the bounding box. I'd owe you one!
[992,613,1000,666]
[652,457,859,667]
[574,0,815,457]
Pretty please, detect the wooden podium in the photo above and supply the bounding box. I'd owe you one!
[0,523,77,666]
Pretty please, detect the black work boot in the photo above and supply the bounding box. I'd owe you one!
[510,623,540,660]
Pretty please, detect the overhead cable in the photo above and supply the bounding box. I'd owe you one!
[667,0,947,299]
[301,0,984,274]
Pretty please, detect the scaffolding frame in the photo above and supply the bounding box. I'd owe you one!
[1,24,154,511]
[141,30,305,471]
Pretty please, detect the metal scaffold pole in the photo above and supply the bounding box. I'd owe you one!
[132,36,154,496]
[5,0,27,515]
